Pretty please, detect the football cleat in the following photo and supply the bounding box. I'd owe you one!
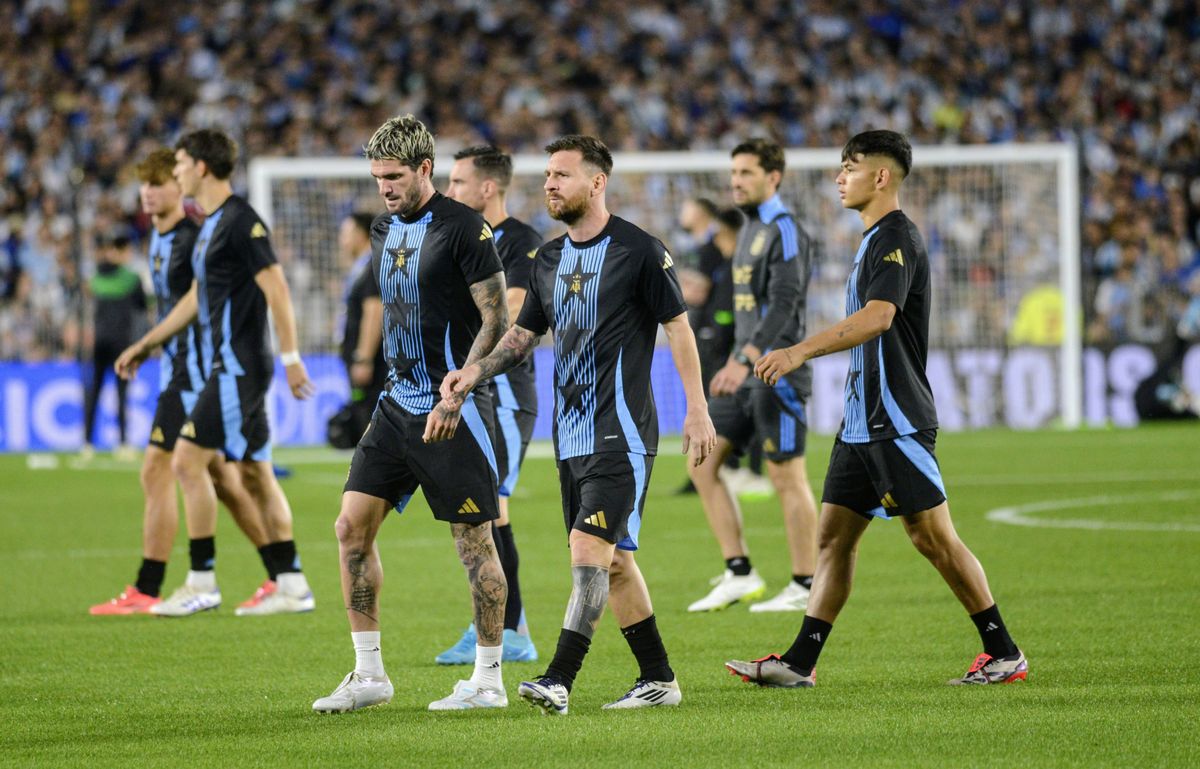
[149,583,221,617]
[235,588,315,616]
[89,585,161,615]
[435,624,478,665]
[312,671,394,713]
[687,569,766,612]
[725,655,815,688]
[428,680,508,711]
[502,629,538,662]
[947,651,1028,685]
[518,677,569,715]
[749,581,810,613]
[236,580,276,610]
[601,678,682,710]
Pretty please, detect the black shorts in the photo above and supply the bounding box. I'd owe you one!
[493,405,536,498]
[709,381,807,462]
[344,393,500,523]
[822,430,947,519]
[558,452,654,551]
[181,371,271,462]
[148,387,199,452]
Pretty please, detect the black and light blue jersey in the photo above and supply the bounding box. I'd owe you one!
[732,194,815,400]
[369,193,503,416]
[149,219,206,392]
[491,216,541,416]
[516,215,686,461]
[839,210,937,443]
[190,196,277,380]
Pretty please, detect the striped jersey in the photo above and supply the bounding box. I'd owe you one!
[839,209,937,443]
[490,216,541,416]
[516,215,687,460]
[148,218,205,392]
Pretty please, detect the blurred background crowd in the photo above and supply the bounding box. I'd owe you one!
[2,0,1199,362]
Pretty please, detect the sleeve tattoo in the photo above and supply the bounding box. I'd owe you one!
[474,325,539,381]
[465,273,508,366]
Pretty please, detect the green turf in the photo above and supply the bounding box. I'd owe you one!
[2,425,1198,767]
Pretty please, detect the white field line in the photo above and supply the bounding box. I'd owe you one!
[984,490,1200,532]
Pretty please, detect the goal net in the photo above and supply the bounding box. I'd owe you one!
[249,144,1081,438]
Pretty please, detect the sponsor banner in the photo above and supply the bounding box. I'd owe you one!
[1,345,1196,452]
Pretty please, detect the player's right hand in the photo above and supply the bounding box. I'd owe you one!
[114,341,150,380]
[754,347,802,387]
[440,365,481,407]
[422,399,462,443]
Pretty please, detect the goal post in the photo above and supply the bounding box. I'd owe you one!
[248,142,1082,438]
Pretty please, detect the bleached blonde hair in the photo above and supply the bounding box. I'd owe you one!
[364,114,435,169]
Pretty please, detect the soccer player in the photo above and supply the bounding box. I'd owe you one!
[687,139,820,613]
[310,115,511,714]
[438,145,540,665]
[726,130,1027,687]
[439,135,717,714]
[90,148,268,615]
[115,129,316,617]
[335,211,386,438]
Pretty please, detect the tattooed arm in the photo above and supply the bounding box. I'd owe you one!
[437,324,541,410]
[754,299,897,386]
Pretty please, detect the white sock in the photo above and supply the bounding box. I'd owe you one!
[186,570,216,591]
[276,571,310,596]
[470,644,503,691]
[352,631,385,678]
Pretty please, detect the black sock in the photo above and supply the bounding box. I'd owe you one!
[135,559,167,597]
[258,540,300,580]
[780,615,833,674]
[726,556,752,576]
[545,629,592,692]
[493,524,522,631]
[970,604,1019,658]
[621,615,674,683]
[257,545,277,580]
[188,537,215,572]
[792,575,813,589]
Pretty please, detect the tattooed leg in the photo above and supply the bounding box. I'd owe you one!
[453,521,508,646]
[336,491,390,632]
[563,564,610,638]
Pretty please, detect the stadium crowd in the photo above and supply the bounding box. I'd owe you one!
[2,0,1199,360]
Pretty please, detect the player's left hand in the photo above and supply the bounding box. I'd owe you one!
[754,347,802,387]
[422,399,462,443]
[285,359,316,399]
[681,405,717,467]
[350,361,373,387]
[709,359,749,397]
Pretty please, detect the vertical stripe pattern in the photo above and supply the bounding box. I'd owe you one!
[840,227,878,442]
[553,236,609,458]
[380,212,434,414]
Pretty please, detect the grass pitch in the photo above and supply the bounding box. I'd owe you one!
[2,424,1198,767]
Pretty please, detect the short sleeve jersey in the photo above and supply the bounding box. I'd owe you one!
[341,253,388,392]
[148,218,205,392]
[370,193,504,416]
[491,216,542,415]
[516,215,686,460]
[190,196,278,380]
[839,209,938,443]
[732,194,816,398]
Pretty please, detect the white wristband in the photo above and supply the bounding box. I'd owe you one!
[280,350,302,366]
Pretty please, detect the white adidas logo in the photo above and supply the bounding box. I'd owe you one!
[985,622,999,631]
[810,632,823,642]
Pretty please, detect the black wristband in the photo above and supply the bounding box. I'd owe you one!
[733,351,752,366]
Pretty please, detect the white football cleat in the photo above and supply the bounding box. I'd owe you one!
[749,581,810,613]
[687,569,765,612]
[518,677,569,715]
[602,678,682,709]
[312,672,394,713]
[149,584,221,617]
[428,680,508,711]
[235,589,315,616]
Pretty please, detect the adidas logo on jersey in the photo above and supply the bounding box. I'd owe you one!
[527,248,537,259]
[180,422,196,438]
[583,510,608,529]
[150,426,165,443]
[480,224,493,241]
[883,249,904,266]
[881,492,898,509]
[662,251,673,269]
[250,222,268,238]
[458,498,482,514]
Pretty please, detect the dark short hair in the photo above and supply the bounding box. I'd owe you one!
[454,145,514,189]
[716,207,744,231]
[346,211,375,237]
[135,148,176,185]
[175,129,238,180]
[690,197,720,219]
[841,130,912,179]
[544,135,613,176]
[731,138,785,176]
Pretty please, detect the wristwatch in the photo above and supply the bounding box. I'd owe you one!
[733,351,752,367]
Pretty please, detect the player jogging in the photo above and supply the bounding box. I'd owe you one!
[726,130,1027,688]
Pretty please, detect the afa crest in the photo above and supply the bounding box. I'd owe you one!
[749,230,767,256]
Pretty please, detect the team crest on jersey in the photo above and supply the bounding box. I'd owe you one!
[153,255,163,272]
[560,266,597,300]
[883,249,904,266]
[389,246,411,274]
[750,230,767,256]
[480,224,493,241]
[250,222,268,238]
[732,265,754,285]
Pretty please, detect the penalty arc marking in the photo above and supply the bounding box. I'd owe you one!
[985,490,1200,533]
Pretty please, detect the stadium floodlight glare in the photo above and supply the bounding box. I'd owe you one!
[249,143,1081,430]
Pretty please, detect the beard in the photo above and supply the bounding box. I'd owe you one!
[546,191,589,224]
[394,182,425,217]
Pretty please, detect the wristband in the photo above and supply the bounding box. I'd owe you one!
[280,350,302,366]
[733,351,752,367]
